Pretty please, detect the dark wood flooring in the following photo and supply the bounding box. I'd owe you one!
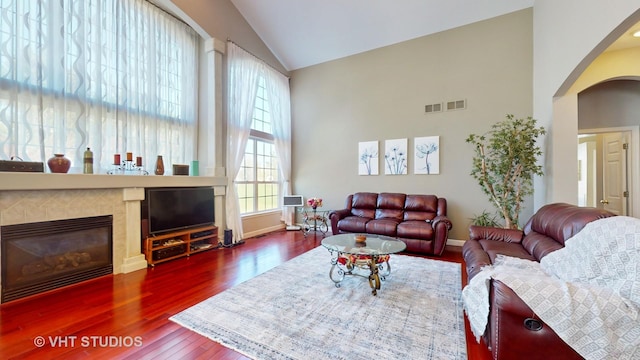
[0,230,491,359]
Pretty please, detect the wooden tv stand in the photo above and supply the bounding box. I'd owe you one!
[144,225,219,266]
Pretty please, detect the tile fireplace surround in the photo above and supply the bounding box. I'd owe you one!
[0,173,226,301]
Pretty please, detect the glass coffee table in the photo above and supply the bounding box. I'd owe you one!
[321,233,406,295]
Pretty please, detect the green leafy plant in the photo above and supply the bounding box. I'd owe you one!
[469,210,500,227]
[466,114,546,229]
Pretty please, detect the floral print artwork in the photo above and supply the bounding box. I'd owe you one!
[414,136,440,174]
[358,141,379,175]
[385,138,407,175]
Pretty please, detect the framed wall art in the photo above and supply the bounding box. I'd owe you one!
[384,138,407,175]
[414,136,440,174]
[358,141,379,175]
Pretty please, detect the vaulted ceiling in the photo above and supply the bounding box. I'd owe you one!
[230,0,535,71]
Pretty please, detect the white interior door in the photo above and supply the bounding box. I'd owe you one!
[577,138,598,207]
[601,132,628,215]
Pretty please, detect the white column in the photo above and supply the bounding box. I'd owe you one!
[214,185,226,236]
[199,37,226,177]
[120,188,148,273]
[199,38,228,234]
[550,94,579,205]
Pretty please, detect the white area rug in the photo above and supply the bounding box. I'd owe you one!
[170,246,466,360]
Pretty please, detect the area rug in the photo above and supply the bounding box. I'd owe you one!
[170,246,466,359]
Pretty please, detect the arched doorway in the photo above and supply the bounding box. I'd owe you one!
[576,79,640,216]
[549,12,640,216]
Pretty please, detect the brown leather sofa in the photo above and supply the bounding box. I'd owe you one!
[328,192,452,256]
[462,203,615,360]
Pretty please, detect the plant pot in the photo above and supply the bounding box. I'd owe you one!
[47,154,71,173]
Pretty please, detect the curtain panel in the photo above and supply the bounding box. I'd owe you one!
[265,67,292,226]
[0,0,199,172]
[225,42,261,242]
[225,41,292,241]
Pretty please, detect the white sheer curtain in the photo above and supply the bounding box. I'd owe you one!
[0,0,198,172]
[265,68,292,226]
[225,42,261,242]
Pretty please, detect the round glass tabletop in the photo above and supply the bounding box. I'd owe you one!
[321,233,406,256]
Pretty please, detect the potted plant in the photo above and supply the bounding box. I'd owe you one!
[469,210,500,227]
[466,114,546,229]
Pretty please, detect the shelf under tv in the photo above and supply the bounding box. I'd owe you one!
[144,225,219,266]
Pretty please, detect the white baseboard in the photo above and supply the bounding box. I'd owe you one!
[243,226,465,247]
[446,238,465,247]
[243,224,286,239]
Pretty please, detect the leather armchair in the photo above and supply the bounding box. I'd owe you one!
[462,203,615,359]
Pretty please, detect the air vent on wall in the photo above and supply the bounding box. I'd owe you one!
[446,99,466,111]
[425,103,443,113]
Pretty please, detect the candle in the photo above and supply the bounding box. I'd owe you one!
[136,156,142,167]
[114,154,121,165]
[126,152,133,161]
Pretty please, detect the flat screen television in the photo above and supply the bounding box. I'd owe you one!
[145,187,215,235]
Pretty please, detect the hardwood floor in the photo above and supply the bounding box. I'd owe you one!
[1,230,492,359]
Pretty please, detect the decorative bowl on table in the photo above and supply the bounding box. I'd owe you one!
[355,234,367,243]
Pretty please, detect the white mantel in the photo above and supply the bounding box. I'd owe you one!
[0,173,227,275]
[0,172,226,191]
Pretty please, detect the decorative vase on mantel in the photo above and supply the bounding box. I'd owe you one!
[154,155,165,175]
[47,154,71,173]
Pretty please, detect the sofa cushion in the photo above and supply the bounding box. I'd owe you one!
[521,233,564,261]
[365,219,400,236]
[403,195,438,221]
[375,193,405,220]
[337,216,371,233]
[522,203,614,261]
[478,239,536,263]
[351,192,378,218]
[397,220,434,240]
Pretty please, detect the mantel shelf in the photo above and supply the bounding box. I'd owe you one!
[0,173,227,191]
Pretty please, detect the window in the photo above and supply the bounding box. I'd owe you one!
[236,77,280,214]
[0,0,199,170]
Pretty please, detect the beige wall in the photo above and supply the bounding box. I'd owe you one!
[290,9,533,240]
[533,1,640,208]
[170,0,287,74]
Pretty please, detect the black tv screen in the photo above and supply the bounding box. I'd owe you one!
[146,187,214,235]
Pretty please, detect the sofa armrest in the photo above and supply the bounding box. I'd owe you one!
[469,225,524,243]
[431,215,452,256]
[489,280,583,359]
[461,240,491,280]
[329,209,352,234]
[432,215,452,230]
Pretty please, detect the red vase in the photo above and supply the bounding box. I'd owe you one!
[47,154,71,173]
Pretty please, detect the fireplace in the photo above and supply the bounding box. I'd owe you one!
[1,216,113,303]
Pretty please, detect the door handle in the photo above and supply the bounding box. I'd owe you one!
[600,199,609,204]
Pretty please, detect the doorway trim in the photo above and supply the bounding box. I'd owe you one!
[579,125,640,217]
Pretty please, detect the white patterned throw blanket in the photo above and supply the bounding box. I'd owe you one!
[462,216,640,360]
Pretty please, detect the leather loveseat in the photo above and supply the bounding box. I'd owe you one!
[462,203,615,359]
[328,192,452,256]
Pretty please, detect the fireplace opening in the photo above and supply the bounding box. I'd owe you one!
[1,216,113,303]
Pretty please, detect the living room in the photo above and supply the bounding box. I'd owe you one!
[169,0,640,241]
[2,0,640,359]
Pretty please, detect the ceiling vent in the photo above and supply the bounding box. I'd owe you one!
[424,103,443,113]
[446,99,466,111]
